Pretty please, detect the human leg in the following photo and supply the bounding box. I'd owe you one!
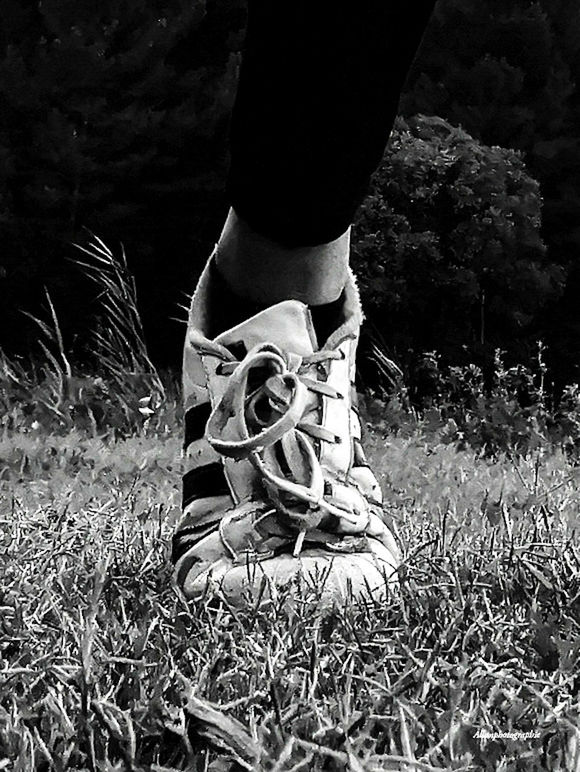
[227,0,438,248]
[173,0,437,604]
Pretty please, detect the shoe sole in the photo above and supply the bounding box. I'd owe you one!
[181,544,399,608]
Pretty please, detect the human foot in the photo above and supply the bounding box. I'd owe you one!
[172,257,400,605]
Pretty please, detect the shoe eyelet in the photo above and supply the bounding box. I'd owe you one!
[215,362,225,375]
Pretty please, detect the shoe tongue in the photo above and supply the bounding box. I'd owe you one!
[215,300,318,357]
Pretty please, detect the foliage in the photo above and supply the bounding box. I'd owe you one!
[0,0,244,361]
[0,236,171,437]
[1,0,579,382]
[74,234,165,403]
[371,346,580,460]
[402,0,580,380]
[352,115,563,365]
[1,410,579,769]
[0,361,177,439]
[402,0,580,264]
[403,0,579,158]
[2,233,577,462]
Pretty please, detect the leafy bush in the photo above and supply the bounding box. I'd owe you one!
[0,365,177,438]
[352,115,565,365]
[365,345,580,459]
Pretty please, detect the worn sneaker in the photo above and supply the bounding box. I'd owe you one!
[172,257,400,605]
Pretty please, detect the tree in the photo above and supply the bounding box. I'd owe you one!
[351,115,563,368]
[402,0,580,380]
[403,1,577,154]
[0,0,244,360]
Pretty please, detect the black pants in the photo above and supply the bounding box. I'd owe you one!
[227,0,437,248]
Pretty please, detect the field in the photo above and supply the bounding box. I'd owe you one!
[1,393,579,771]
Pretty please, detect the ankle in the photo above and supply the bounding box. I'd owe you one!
[215,208,349,306]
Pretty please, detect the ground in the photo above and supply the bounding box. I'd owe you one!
[1,412,579,771]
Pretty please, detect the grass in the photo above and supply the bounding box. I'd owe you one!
[1,238,579,770]
[1,408,579,771]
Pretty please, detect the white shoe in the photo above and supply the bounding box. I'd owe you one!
[172,255,400,605]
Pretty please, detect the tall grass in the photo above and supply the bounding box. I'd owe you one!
[1,236,172,438]
[73,234,165,404]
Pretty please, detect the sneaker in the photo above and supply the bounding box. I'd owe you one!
[172,256,400,605]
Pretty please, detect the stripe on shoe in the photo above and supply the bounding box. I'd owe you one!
[173,496,233,563]
[172,522,218,562]
[184,402,212,449]
[174,530,231,591]
[182,462,230,508]
[174,548,205,590]
[180,493,233,530]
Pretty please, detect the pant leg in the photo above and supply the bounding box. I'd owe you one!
[227,0,437,248]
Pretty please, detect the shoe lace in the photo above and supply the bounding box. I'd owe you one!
[205,342,368,555]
